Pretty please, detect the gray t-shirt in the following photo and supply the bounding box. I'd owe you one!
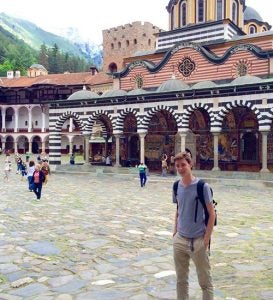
[172,178,213,238]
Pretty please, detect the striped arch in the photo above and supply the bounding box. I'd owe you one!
[141,105,180,131]
[54,111,84,132]
[115,108,141,132]
[182,103,214,130]
[214,100,262,129]
[84,110,114,136]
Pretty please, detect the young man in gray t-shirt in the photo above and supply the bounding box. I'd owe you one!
[172,151,215,300]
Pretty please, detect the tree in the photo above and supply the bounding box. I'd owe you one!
[38,43,49,70]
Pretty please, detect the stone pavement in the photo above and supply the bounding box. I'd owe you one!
[0,155,273,299]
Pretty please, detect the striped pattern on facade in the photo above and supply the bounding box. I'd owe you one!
[214,100,262,128]
[141,105,180,131]
[157,24,235,50]
[47,94,273,165]
[115,108,141,131]
[182,103,214,130]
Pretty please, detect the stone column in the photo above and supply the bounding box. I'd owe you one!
[29,142,33,154]
[139,132,146,164]
[14,141,18,154]
[260,131,270,173]
[69,140,73,155]
[41,141,46,154]
[212,132,220,171]
[179,132,187,152]
[28,108,32,132]
[14,108,19,133]
[41,112,46,133]
[69,118,73,133]
[84,135,90,164]
[2,140,5,150]
[1,108,6,132]
[114,134,121,167]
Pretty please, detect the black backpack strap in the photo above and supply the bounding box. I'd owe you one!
[173,180,179,209]
[196,179,210,225]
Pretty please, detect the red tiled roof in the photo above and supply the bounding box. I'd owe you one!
[0,72,113,88]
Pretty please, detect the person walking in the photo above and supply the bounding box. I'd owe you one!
[4,156,12,181]
[31,164,45,200]
[137,162,147,187]
[41,161,50,185]
[26,160,35,191]
[172,151,215,300]
[161,153,168,176]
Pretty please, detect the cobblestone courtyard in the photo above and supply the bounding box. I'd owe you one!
[0,157,273,299]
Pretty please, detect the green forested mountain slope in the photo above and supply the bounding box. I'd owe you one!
[0,12,84,57]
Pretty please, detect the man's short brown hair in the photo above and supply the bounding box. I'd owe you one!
[174,151,192,164]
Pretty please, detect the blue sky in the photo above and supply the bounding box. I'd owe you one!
[0,0,272,44]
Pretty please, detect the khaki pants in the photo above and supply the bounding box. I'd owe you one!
[173,234,213,300]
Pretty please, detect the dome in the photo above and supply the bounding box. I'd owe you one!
[231,75,262,86]
[244,7,263,22]
[101,89,127,98]
[157,79,189,93]
[191,80,217,89]
[127,88,148,96]
[29,64,47,70]
[67,90,99,100]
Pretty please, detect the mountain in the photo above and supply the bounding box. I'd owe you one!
[0,13,102,68]
[51,27,103,68]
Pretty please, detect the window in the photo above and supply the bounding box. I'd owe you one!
[134,39,137,45]
[179,1,187,27]
[25,121,28,126]
[126,40,130,46]
[216,0,224,20]
[196,0,206,23]
[134,75,144,89]
[118,42,121,49]
[148,39,151,46]
[35,120,38,126]
[249,25,257,34]
[111,43,114,50]
[232,0,238,25]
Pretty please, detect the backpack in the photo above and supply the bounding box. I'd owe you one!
[173,179,217,227]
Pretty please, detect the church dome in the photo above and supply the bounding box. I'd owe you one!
[67,89,99,100]
[191,80,217,89]
[231,75,262,86]
[127,88,148,96]
[101,89,127,98]
[157,78,189,93]
[244,7,263,22]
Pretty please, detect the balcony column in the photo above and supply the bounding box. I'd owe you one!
[14,108,19,133]
[14,141,18,154]
[212,132,220,171]
[28,107,32,132]
[41,141,46,154]
[1,108,6,132]
[41,111,46,133]
[29,141,33,154]
[260,131,270,173]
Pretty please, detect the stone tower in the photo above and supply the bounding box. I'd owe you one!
[103,21,162,73]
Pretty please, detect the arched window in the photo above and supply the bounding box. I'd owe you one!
[179,1,187,27]
[232,0,238,25]
[108,63,117,73]
[249,25,257,34]
[216,0,224,20]
[196,0,206,23]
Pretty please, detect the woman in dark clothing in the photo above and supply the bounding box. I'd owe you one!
[31,164,45,200]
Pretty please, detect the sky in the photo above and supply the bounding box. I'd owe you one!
[0,0,273,45]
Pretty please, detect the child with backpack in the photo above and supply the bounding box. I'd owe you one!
[172,151,215,299]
